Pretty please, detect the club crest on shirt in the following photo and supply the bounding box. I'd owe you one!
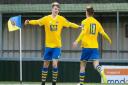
[50,21,58,31]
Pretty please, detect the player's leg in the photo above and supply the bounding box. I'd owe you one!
[41,61,50,85]
[78,48,89,85]
[79,61,87,85]
[91,49,107,83]
[52,48,61,85]
[93,60,107,83]
[41,48,52,85]
[52,60,59,85]
[91,48,107,83]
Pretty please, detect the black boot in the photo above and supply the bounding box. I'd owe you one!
[52,82,56,85]
[41,81,45,85]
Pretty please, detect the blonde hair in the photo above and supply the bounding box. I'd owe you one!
[52,2,60,8]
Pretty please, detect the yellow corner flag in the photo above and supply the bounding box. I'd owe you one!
[8,15,21,32]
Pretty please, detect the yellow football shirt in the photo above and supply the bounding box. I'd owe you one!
[76,17,111,48]
[29,15,79,48]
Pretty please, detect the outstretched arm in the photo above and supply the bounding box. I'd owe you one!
[68,22,80,29]
[24,19,40,25]
[62,17,80,29]
[29,20,40,25]
[24,17,46,26]
[99,24,112,44]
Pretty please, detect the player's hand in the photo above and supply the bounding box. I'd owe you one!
[79,25,84,29]
[24,20,29,25]
[72,41,78,48]
[109,39,112,45]
[79,25,82,28]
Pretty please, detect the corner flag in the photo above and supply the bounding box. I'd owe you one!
[8,15,23,84]
[8,15,21,31]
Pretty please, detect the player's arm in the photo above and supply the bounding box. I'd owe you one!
[102,32,112,44]
[73,27,86,48]
[75,29,85,43]
[24,17,46,26]
[28,20,40,25]
[68,22,80,28]
[99,24,112,44]
[63,17,80,29]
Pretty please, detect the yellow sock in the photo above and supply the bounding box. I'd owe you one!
[96,65,107,83]
[79,72,85,85]
[101,70,107,83]
[80,82,85,85]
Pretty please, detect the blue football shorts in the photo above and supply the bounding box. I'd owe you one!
[80,48,99,61]
[43,47,61,61]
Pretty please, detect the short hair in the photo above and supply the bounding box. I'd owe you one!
[86,5,94,16]
[52,2,60,8]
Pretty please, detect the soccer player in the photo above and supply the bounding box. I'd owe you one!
[24,2,80,85]
[73,6,112,85]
